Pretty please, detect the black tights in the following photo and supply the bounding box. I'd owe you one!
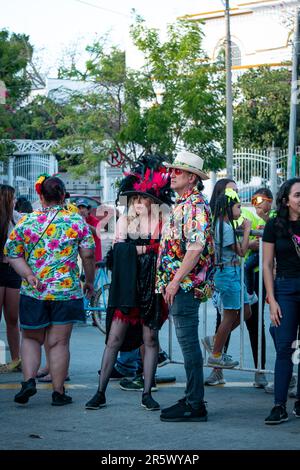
[98,318,159,395]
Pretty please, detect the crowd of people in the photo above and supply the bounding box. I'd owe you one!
[0,150,299,424]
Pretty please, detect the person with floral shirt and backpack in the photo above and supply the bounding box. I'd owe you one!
[5,175,95,406]
[157,151,214,423]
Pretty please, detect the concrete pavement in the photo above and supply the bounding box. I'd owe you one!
[0,303,299,451]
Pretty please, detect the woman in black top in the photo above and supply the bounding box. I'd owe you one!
[263,178,300,425]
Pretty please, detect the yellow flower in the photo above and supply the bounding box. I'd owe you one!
[46,224,56,237]
[66,228,78,239]
[60,246,72,257]
[16,245,24,254]
[36,175,46,185]
[34,248,46,259]
[45,294,55,301]
[9,231,16,240]
[66,203,79,214]
[40,266,51,279]
[60,278,73,289]
[58,266,69,274]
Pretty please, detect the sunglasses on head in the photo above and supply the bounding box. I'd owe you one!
[167,168,183,176]
[251,195,272,206]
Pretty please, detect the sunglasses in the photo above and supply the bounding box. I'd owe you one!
[167,168,183,176]
[251,195,272,206]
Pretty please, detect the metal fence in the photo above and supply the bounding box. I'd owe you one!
[167,232,274,374]
[230,146,300,203]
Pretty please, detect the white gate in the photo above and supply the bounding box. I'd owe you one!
[8,140,58,202]
[231,146,300,203]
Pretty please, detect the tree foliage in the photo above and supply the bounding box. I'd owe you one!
[233,66,292,148]
[123,17,225,170]
[0,29,33,158]
[15,19,225,174]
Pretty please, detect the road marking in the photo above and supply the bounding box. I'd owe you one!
[0,384,88,390]
[0,381,256,390]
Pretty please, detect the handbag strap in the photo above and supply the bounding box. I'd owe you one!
[26,210,60,261]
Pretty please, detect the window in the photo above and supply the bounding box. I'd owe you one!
[215,40,242,66]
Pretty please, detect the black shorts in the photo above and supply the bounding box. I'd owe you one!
[0,262,22,289]
[19,295,85,329]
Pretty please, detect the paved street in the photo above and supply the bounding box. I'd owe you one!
[0,302,299,452]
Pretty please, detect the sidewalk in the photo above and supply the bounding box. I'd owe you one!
[0,309,299,451]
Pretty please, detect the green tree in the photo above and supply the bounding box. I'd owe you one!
[0,30,33,157]
[234,66,292,148]
[44,18,225,174]
[123,16,225,170]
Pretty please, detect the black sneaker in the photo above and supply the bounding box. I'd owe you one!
[141,393,160,411]
[85,390,106,410]
[265,405,288,425]
[14,378,37,404]
[293,400,300,418]
[120,376,157,392]
[157,351,170,368]
[52,390,72,406]
[160,399,208,422]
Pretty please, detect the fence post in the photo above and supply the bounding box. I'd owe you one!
[257,237,264,371]
[8,156,14,187]
[269,146,278,204]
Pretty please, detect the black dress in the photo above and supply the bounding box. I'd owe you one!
[106,235,167,351]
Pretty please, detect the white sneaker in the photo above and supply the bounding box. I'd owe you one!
[204,368,226,386]
[248,292,258,305]
[207,353,239,369]
[289,387,297,398]
[265,375,297,394]
[253,372,268,388]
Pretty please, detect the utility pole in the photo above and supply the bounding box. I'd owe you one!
[225,0,233,179]
[287,6,300,179]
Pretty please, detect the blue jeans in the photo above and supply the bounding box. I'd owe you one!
[273,277,300,405]
[115,349,142,377]
[170,288,204,409]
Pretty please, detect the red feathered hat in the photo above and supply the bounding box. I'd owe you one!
[117,155,174,206]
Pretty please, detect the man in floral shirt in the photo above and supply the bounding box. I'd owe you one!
[157,151,214,423]
[5,176,95,407]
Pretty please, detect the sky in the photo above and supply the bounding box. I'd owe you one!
[0,0,225,74]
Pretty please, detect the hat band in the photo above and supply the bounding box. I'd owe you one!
[172,160,203,173]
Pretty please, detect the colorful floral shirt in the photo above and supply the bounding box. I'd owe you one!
[5,205,95,301]
[156,188,214,299]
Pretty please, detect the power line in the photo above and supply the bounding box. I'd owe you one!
[73,0,130,18]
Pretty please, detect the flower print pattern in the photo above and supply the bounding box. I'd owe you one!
[156,188,214,299]
[4,205,95,300]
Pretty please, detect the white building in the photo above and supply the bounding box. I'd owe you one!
[182,0,299,73]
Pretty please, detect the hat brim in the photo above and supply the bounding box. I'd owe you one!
[164,163,209,180]
[118,191,170,206]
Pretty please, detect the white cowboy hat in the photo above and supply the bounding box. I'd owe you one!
[164,151,209,180]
